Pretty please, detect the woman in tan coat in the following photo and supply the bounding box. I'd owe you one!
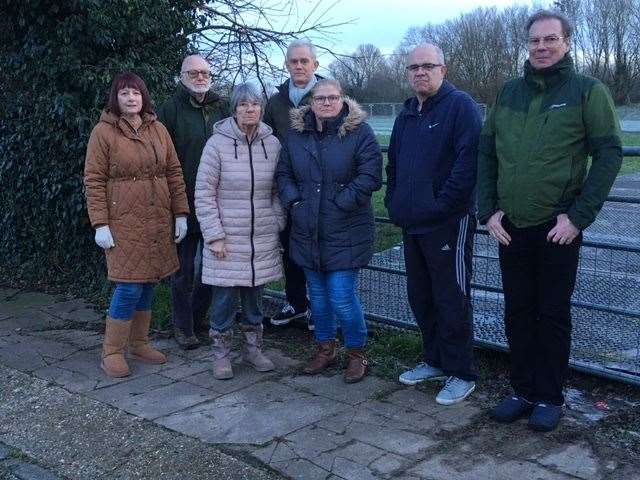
[195,83,285,380]
[84,72,189,378]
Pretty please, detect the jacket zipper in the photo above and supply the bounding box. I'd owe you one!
[247,135,256,287]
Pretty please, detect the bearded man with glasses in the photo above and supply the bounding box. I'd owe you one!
[157,54,228,350]
[478,10,622,431]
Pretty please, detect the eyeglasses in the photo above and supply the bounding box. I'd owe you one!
[527,35,565,48]
[406,63,443,72]
[181,70,212,79]
[313,95,341,104]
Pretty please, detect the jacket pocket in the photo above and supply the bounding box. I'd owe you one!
[290,201,310,237]
[411,179,438,223]
[528,155,572,210]
[106,181,121,220]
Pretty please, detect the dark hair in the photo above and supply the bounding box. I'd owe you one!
[526,9,573,39]
[106,72,154,115]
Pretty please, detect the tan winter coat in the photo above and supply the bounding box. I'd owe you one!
[195,117,285,287]
[84,111,189,282]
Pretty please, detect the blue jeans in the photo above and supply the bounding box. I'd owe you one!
[109,283,155,320]
[209,286,264,332]
[303,269,367,348]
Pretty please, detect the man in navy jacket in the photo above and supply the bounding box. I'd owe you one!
[385,43,482,405]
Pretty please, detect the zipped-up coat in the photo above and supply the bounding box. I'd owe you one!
[384,80,482,232]
[195,117,285,287]
[84,111,189,282]
[477,55,622,229]
[157,84,227,233]
[275,98,383,272]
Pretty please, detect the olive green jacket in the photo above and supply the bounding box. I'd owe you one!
[477,55,622,230]
[157,83,227,233]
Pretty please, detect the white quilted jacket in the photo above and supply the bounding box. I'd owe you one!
[195,117,285,287]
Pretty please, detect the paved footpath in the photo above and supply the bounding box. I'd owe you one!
[0,288,639,480]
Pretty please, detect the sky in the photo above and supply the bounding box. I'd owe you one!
[266,0,538,78]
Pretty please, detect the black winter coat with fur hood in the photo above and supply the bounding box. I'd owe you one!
[275,98,383,272]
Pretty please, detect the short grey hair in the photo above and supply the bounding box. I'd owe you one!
[409,43,445,65]
[311,78,343,96]
[230,83,265,115]
[286,38,317,60]
[526,9,573,39]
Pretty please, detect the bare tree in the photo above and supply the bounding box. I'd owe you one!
[191,0,350,93]
[329,44,394,101]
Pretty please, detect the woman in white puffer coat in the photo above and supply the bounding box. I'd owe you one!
[195,83,285,380]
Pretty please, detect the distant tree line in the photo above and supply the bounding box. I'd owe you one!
[330,0,640,105]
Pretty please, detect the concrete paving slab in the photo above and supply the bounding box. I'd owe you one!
[112,381,218,420]
[33,365,100,393]
[0,335,79,372]
[40,299,103,325]
[182,364,279,394]
[8,461,62,480]
[158,360,211,380]
[538,443,602,480]
[85,374,176,404]
[383,388,481,429]
[283,373,397,405]
[28,329,103,350]
[269,458,330,480]
[360,399,441,432]
[0,310,67,333]
[409,454,574,480]
[369,452,408,476]
[156,381,350,444]
[330,456,379,480]
[0,292,60,317]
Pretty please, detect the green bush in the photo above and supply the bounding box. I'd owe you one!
[0,0,200,302]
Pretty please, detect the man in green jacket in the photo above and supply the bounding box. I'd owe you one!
[264,39,322,329]
[157,54,227,349]
[477,10,622,431]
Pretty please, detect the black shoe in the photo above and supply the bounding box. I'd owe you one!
[173,327,200,350]
[528,403,563,432]
[490,395,534,423]
[270,303,309,326]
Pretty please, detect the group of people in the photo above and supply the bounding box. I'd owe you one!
[84,8,622,433]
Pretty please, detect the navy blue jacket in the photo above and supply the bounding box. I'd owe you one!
[384,80,482,232]
[276,99,383,271]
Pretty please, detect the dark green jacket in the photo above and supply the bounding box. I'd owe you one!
[477,55,622,230]
[263,75,323,142]
[157,84,227,232]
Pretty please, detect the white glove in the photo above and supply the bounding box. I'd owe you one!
[175,217,188,243]
[95,225,115,249]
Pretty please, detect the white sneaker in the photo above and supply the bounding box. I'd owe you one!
[436,376,476,405]
[398,362,446,385]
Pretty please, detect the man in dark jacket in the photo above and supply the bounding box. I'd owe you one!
[157,54,227,349]
[478,10,622,431]
[264,39,322,329]
[385,43,482,405]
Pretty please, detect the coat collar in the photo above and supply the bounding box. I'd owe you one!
[524,53,574,91]
[212,116,274,143]
[289,97,367,138]
[99,110,157,139]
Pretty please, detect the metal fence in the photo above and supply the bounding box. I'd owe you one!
[269,146,640,386]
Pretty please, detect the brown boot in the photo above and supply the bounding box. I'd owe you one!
[303,340,337,375]
[344,348,368,383]
[210,330,233,379]
[129,310,167,364]
[241,324,275,372]
[102,317,131,378]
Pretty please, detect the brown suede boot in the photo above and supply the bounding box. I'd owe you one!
[241,324,275,372]
[344,348,368,383]
[102,317,131,378]
[210,330,234,379]
[303,340,337,375]
[129,310,167,364]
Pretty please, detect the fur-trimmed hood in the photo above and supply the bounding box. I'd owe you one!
[289,97,367,138]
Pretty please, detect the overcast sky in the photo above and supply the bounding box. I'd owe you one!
[268,0,539,79]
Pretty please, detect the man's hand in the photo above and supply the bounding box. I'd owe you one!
[547,213,580,245]
[95,225,115,249]
[486,210,511,246]
[209,239,227,259]
[174,217,188,244]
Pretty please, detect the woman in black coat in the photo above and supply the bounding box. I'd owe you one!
[276,79,383,383]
